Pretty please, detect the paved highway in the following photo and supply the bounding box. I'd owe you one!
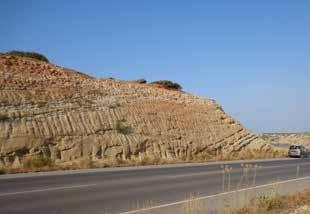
[1,158,310,214]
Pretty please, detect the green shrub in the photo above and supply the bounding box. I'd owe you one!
[257,195,284,210]
[6,50,49,63]
[108,102,121,109]
[0,113,10,121]
[114,119,132,134]
[0,168,5,175]
[150,80,182,90]
[134,78,147,84]
[36,101,47,107]
[24,155,53,168]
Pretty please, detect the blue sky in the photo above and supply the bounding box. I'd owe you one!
[1,0,310,133]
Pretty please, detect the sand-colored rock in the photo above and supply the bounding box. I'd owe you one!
[290,205,310,214]
[0,54,271,167]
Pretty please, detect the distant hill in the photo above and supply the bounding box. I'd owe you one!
[261,133,310,148]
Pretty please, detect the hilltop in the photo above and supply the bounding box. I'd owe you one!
[0,53,278,170]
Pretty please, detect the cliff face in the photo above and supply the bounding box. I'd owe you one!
[0,54,269,168]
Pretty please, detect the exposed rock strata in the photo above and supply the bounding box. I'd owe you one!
[0,54,270,167]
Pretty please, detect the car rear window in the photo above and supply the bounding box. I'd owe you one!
[290,145,298,149]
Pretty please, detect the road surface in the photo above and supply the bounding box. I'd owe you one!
[1,158,310,214]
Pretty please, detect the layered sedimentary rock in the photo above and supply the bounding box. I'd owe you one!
[0,54,270,167]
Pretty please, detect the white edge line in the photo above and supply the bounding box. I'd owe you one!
[120,176,310,214]
[0,162,303,197]
[0,183,98,197]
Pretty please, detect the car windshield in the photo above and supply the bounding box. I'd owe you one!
[290,145,300,149]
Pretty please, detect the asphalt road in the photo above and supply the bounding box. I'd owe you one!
[1,158,310,214]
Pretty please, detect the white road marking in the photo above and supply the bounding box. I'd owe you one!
[0,183,98,197]
[1,161,308,197]
[261,162,310,169]
[120,175,310,214]
[166,162,310,179]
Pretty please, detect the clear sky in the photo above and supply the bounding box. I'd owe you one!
[1,0,310,133]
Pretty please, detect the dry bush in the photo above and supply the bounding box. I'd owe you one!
[0,112,10,121]
[135,156,162,166]
[134,200,154,214]
[257,195,284,211]
[6,50,49,62]
[0,168,21,174]
[215,147,287,162]
[181,194,204,214]
[24,155,53,168]
[0,156,55,174]
[227,193,291,214]
[133,79,147,84]
[76,158,94,169]
[225,166,310,214]
[114,119,132,134]
[0,168,5,175]
[150,80,182,90]
[115,158,127,166]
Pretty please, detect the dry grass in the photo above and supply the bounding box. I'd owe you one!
[118,162,308,214]
[177,164,306,214]
[0,146,288,175]
[1,155,301,214]
[220,163,307,214]
[75,158,94,169]
[181,194,204,214]
[0,155,55,174]
[212,148,288,162]
[0,157,97,174]
[0,112,10,121]
[228,189,310,214]
[134,200,154,214]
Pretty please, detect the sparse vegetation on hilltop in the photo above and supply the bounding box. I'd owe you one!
[6,50,49,63]
[133,78,147,84]
[150,80,182,90]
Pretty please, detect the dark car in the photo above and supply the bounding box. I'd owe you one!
[288,145,308,158]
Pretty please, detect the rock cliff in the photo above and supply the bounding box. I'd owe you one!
[0,54,270,168]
